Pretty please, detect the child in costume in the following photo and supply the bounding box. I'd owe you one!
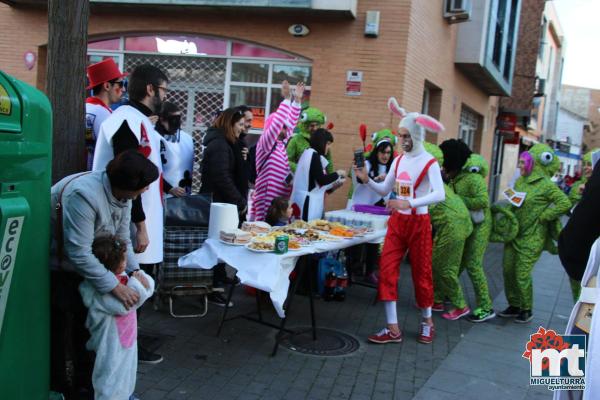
[249,81,303,222]
[498,145,570,323]
[354,97,445,344]
[426,142,473,321]
[265,196,294,227]
[79,235,154,400]
[442,142,495,323]
[569,148,599,207]
[286,107,334,173]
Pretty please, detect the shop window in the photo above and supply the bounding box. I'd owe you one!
[87,34,311,134]
[273,65,312,85]
[88,38,121,51]
[232,42,296,60]
[269,88,311,113]
[231,63,269,83]
[125,35,227,55]
[229,86,267,125]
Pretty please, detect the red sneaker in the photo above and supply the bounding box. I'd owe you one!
[368,328,403,344]
[417,323,435,344]
[432,303,444,312]
[441,306,471,321]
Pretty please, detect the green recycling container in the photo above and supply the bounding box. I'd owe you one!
[0,70,52,399]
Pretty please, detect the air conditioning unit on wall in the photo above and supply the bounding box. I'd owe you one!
[444,0,472,23]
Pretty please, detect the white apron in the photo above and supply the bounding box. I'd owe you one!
[162,130,194,197]
[555,238,600,400]
[291,148,337,221]
[92,105,164,264]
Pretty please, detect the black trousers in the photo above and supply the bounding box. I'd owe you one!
[50,270,95,399]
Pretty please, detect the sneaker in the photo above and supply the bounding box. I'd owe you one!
[207,292,234,308]
[441,306,471,321]
[138,347,163,365]
[515,310,533,323]
[432,302,445,312]
[365,272,379,285]
[417,323,435,344]
[498,306,520,318]
[467,308,496,323]
[368,328,403,344]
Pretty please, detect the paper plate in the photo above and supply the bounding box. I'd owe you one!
[245,243,274,253]
[219,239,247,246]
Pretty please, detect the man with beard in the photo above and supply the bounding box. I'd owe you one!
[354,98,445,345]
[92,64,168,364]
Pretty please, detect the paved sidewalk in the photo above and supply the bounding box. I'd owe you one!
[414,250,575,400]
[135,243,575,400]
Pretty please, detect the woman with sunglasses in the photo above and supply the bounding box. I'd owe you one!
[85,58,127,170]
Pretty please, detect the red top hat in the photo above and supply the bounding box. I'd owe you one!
[86,58,128,90]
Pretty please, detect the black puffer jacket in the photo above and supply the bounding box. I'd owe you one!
[200,127,247,211]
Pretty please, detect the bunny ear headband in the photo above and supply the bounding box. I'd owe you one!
[415,115,445,133]
[387,97,445,133]
[387,97,406,118]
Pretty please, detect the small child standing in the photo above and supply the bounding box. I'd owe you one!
[79,235,154,400]
[265,196,294,226]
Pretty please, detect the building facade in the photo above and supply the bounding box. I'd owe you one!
[0,0,522,209]
[555,107,585,176]
[497,0,546,198]
[561,84,600,153]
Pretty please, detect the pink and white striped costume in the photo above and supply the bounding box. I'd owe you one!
[249,99,301,221]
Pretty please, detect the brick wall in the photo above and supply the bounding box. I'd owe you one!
[499,0,546,113]
[1,0,497,209]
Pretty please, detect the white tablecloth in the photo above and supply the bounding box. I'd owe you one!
[178,229,387,317]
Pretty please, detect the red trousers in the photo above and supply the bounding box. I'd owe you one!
[378,212,434,308]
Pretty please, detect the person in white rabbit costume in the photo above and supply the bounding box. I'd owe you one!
[80,235,154,400]
[354,97,445,345]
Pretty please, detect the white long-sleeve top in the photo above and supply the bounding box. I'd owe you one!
[366,149,444,215]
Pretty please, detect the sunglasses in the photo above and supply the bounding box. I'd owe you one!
[110,80,125,88]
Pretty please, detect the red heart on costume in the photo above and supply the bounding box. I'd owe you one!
[138,145,152,158]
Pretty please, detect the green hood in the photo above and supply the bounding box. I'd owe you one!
[529,143,560,178]
[423,141,444,165]
[298,107,325,139]
[462,154,489,179]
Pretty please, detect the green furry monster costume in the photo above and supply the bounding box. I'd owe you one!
[286,107,333,173]
[502,145,571,314]
[426,142,473,311]
[452,153,494,317]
